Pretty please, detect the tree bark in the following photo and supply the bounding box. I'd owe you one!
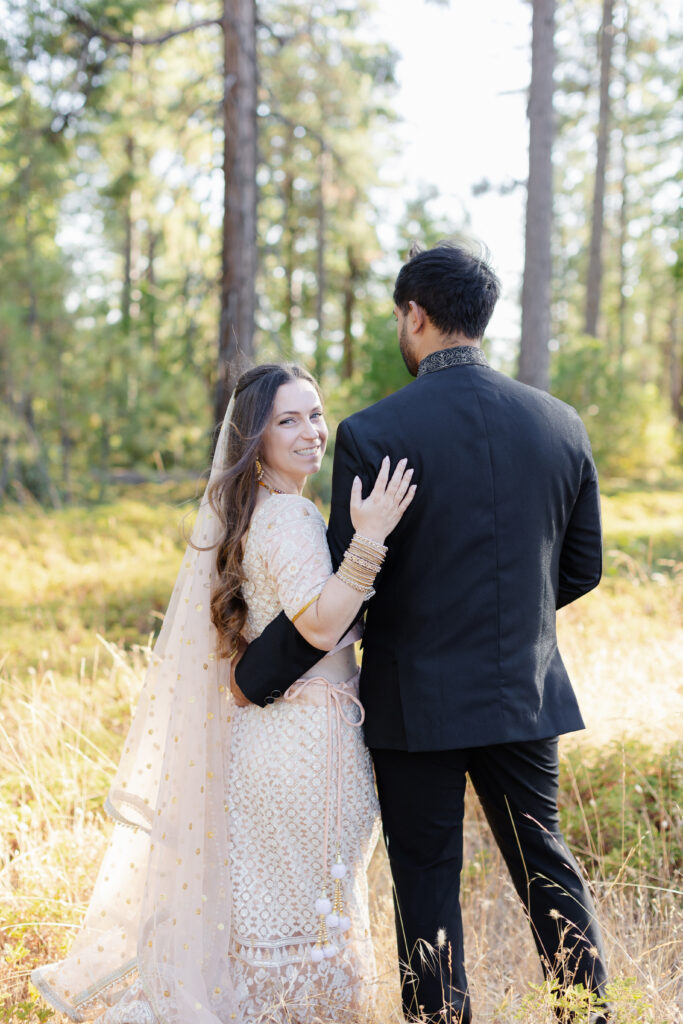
[146,229,159,353]
[584,0,615,338]
[314,143,328,380]
[518,0,555,392]
[215,0,257,426]
[122,135,134,330]
[617,127,628,382]
[282,156,295,359]
[342,246,359,380]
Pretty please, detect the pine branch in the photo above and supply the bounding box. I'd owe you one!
[264,104,345,171]
[71,15,221,48]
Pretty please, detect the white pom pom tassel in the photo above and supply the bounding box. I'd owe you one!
[330,861,347,879]
[338,915,351,933]
[311,947,324,963]
[323,943,338,958]
[326,912,340,929]
[315,897,332,915]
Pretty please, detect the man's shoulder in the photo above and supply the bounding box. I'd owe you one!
[480,368,586,427]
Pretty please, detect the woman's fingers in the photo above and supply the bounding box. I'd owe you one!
[349,475,363,511]
[399,483,417,510]
[369,455,391,496]
[370,456,409,500]
[385,457,408,497]
[394,466,414,503]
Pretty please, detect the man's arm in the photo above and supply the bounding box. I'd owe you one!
[557,449,602,610]
[234,418,366,706]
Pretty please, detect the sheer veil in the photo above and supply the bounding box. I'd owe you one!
[32,398,243,1023]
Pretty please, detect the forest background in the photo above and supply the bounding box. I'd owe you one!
[0,0,681,1021]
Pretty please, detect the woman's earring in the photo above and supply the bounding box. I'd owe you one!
[255,458,264,481]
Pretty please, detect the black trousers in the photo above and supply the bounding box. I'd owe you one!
[371,739,609,1024]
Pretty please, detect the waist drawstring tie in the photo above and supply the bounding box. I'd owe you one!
[284,672,364,960]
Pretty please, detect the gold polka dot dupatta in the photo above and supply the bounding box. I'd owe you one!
[32,398,242,1022]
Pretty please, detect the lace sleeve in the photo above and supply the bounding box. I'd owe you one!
[263,496,332,621]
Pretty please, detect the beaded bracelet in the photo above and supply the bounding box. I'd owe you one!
[335,532,386,599]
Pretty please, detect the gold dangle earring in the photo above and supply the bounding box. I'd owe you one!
[255,458,264,481]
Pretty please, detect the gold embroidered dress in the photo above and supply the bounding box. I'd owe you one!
[228,494,380,1021]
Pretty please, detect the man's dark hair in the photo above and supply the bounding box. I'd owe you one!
[393,240,501,340]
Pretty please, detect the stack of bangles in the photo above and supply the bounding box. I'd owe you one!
[335,532,387,599]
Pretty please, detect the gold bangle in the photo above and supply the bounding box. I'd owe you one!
[338,558,376,581]
[291,593,320,623]
[353,532,387,555]
[346,552,382,571]
[336,567,376,598]
[337,564,379,595]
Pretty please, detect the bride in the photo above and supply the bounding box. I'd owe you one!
[32,363,415,1024]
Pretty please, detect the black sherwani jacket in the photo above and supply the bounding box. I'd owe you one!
[235,347,602,751]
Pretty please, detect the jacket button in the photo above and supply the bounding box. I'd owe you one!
[271,690,282,698]
[265,696,274,705]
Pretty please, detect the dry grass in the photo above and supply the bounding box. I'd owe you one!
[1,487,681,1022]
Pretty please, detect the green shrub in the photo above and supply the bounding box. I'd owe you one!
[551,335,679,480]
[559,741,682,886]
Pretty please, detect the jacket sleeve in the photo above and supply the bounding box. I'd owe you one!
[234,609,327,707]
[557,445,602,609]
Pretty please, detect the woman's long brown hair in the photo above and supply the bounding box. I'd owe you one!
[208,363,321,658]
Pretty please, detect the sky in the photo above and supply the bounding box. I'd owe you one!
[369,0,533,361]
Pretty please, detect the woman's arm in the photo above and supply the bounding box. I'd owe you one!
[292,457,415,650]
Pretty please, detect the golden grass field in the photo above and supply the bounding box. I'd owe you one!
[1,484,681,1023]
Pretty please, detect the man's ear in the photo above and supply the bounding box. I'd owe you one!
[408,300,427,333]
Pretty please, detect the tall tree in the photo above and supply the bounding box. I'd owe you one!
[518,0,555,391]
[216,0,257,424]
[584,0,616,337]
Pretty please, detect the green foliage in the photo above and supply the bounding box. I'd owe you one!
[551,335,679,479]
[0,490,195,676]
[256,0,399,380]
[515,976,658,1023]
[559,741,682,886]
[601,486,683,570]
[0,999,54,1024]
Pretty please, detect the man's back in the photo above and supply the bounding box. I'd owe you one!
[328,360,601,751]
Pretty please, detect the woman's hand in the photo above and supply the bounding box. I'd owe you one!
[350,456,416,543]
[230,637,251,707]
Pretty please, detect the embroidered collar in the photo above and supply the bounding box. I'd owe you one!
[417,346,489,377]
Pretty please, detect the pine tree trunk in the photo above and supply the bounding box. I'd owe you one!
[146,230,159,353]
[342,246,359,380]
[519,0,555,392]
[314,143,328,380]
[282,161,295,359]
[584,0,615,338]
[215,0,257,425]
[617,127,628,383]
[668,294,681,423]
[122,137,133,330]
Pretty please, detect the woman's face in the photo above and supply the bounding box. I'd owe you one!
[259,378,328,489]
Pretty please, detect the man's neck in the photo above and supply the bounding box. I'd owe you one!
[419,334,481,361]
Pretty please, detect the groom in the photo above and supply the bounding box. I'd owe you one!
[235,241,610,1023]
